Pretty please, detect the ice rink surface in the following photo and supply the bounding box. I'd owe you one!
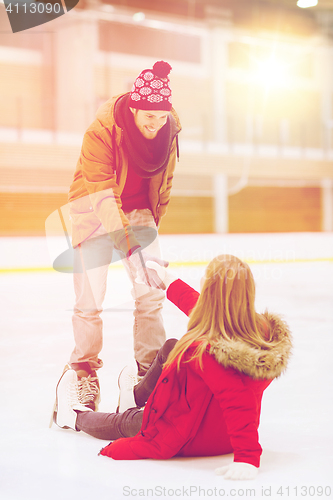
[1,232,333,500]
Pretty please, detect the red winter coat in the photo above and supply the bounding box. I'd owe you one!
[100,280,292,467]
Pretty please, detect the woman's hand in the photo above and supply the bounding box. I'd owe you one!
[144,261,177,290]
[215,462,258,480]
[129,251,168,288]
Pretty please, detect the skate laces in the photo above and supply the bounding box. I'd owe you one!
[118,366,137,391]
[66,378,86,409]
[124,372,137,390]
[77,375,99,405]
[117,366,138,413]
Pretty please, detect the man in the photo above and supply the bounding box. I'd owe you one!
[59,61,181,412]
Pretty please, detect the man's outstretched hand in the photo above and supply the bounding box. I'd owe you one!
[128,250,169,289]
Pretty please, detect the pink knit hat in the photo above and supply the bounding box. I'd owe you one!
[129,61,172,111]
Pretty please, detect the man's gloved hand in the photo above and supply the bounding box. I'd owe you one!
[215,462,259,480]
[128,250,169,289]
[144,261,177,290]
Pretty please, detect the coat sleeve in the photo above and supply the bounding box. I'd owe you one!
[156,140,177,223]
[197,354,262,467]
[166,279,200,316]
[79,127,140,255]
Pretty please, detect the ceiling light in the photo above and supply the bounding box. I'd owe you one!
[133,12,145,22]
[297,0,318,8]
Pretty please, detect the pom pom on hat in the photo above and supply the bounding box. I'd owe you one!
[153,61,172,79]
[129,60,173,111]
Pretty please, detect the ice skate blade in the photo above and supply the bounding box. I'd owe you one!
[49,399,57,428]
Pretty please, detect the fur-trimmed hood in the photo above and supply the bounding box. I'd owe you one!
[209,312,292,380]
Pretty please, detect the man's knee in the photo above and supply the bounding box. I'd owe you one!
[135,288,165,309]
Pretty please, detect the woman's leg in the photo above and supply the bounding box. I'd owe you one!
[134,338,177,408]
[75,407,143,440]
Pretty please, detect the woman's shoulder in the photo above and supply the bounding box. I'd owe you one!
[208,313,292,380]
[257,313,271,339]
[260,311,292,343]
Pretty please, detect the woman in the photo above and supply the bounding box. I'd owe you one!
[54,255,292,480]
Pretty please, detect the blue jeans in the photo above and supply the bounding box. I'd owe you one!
[75,338,178,440]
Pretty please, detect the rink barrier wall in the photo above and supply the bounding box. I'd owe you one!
[1,256,332,273]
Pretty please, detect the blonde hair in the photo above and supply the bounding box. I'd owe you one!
[164,254,278,371]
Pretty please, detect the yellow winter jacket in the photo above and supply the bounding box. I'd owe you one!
[68,93,181,253]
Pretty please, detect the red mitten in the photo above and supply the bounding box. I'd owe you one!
[99,438,142,460]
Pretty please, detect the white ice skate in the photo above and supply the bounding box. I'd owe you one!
[117,365,138,413]
[54,369,93,431]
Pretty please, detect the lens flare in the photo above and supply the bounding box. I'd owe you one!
[253,57,290,88]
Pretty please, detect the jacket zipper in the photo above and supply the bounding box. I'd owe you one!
[154,129,180,218]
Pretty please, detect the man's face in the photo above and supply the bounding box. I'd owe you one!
[130,108,170,140]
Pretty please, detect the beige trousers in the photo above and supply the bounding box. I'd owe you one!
[70,209,166,372]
